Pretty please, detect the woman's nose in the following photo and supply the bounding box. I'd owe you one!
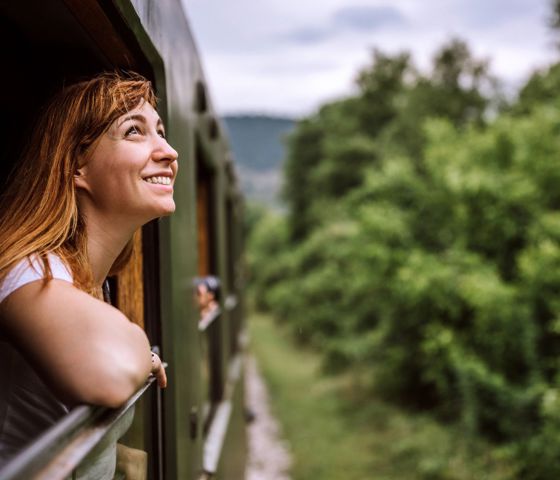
[154,138,179,163]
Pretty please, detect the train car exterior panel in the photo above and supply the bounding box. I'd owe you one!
[0,0,246,478]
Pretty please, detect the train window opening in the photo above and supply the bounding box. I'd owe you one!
[196,160,216,278]
[194,80,208,113]
[208,116,220,140]
[0,0,153,193]
[0,8,100,194]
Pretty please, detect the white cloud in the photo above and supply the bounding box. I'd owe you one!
[184,0,557,117]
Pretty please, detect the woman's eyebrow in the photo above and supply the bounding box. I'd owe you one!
[118,113,147,127]
[118,114,164,130]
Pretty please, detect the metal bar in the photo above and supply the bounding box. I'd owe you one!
[156,382,164,480]
[201,353,243,474]
[202,400,232,474]
[0,407,100,480]
[0,377,156,480]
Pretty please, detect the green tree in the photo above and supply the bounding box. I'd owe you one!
[354,49,413,135]
[381,38,496,160]
[253,30,560,477]
[514,63,560,115]
[282,116,324,241]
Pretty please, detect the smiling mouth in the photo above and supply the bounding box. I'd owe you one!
[144,176,172,186]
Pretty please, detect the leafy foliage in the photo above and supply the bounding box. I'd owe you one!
[247,34,560,478]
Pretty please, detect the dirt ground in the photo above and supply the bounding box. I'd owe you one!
[244,355,293,480]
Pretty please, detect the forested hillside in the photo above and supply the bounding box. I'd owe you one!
[247,30,560,480]
[223,115,294,172]
[223,115,294,207]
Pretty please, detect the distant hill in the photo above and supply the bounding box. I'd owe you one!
[223,115,295,172]
[223,115,295,208]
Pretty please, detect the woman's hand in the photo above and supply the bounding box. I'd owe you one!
[150,352,167,388]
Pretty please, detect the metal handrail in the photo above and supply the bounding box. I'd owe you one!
[0,377,156,480]
[202,354,242,474]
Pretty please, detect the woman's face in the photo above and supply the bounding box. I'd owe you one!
[76,101,178,223]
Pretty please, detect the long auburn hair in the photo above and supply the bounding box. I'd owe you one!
[0,71,158,294]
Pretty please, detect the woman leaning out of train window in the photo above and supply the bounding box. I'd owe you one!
[0,72,177,475]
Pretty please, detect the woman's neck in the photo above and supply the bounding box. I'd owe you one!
[84,212,138,287]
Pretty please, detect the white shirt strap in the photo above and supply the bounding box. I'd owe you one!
[0,254,73,304]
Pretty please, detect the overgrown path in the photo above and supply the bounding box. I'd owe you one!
[248,312,514,480]
[245,355,292,480]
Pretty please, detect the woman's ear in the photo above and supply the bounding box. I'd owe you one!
[74,166,90,191]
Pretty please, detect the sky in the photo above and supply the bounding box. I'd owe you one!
[184,0,558,118]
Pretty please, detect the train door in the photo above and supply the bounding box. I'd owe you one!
[225,186,244,356]
[213,166,248,479]
[225,197,238,355]
[195,138,226,428]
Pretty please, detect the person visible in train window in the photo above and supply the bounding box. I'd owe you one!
[0,72,177,478]
[195,276,221,318]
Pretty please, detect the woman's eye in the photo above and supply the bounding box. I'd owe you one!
[158,130,166,139]
[125,125,141,136]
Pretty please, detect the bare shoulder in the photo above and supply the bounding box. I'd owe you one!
[1,278,125,341]
[0,278,150,406]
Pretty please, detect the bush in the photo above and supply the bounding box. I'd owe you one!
[249,55,560,476]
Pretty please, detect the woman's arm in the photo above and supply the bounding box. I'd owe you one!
[0,279,155,408]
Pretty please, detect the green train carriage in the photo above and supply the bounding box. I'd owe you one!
[0,0,247,478]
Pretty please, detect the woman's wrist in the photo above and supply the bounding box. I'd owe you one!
[150,351,160,374]
[150,351,167,388]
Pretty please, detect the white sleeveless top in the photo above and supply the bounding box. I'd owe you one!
[0,255,133,479]
[0,254,73,304]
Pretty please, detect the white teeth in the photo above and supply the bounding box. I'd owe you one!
[145,176,171,185]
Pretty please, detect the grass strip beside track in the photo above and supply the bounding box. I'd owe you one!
[249,312,516,480]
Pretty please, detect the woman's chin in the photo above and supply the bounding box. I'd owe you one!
[134,203,175,225]
[163,201,176,215]
[154,201,176,218]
